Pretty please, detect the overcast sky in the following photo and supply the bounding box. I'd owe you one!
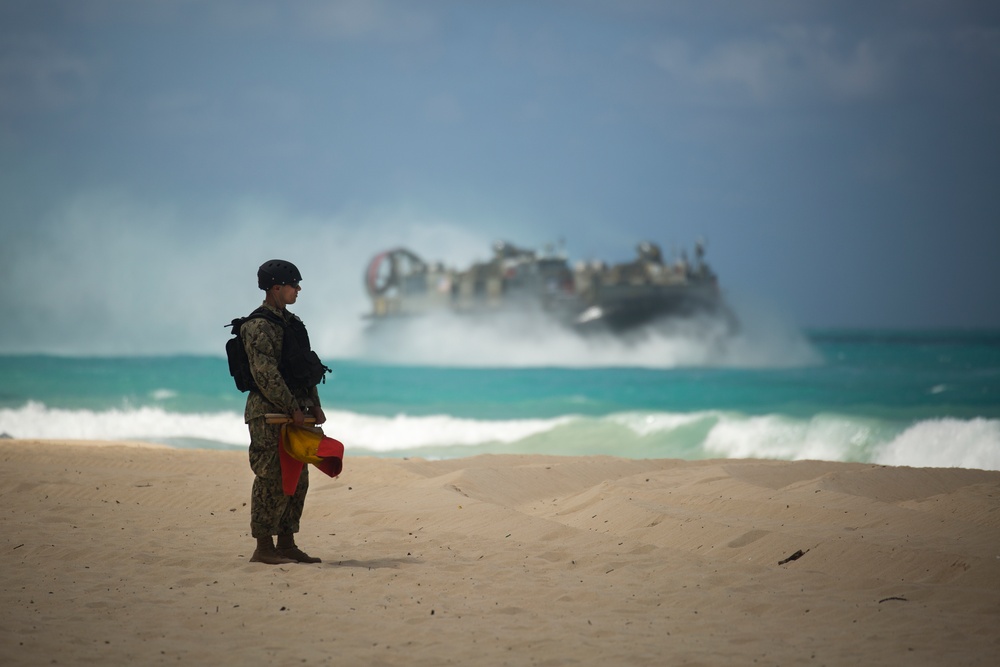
[2,0,999,356]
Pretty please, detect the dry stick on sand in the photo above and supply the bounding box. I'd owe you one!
[777,549,810,565]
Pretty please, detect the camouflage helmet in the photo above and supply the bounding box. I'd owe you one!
[257,259,303,290]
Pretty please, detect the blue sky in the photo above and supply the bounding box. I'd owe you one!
[1,0,999,355]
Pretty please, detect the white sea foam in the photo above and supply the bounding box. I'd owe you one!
[151,388,178,401]
[325,411,571,452]
[700,413,886,463]
[0,401,249,446]
[0,401,568,452]
[873,418,1000,471]
[352,299,820,369]
[3,402,998,471]
[609,411,714,437]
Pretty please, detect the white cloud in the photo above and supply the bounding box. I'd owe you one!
[294,0,436,42]
[0,37,96,113]
[649,25,891,105]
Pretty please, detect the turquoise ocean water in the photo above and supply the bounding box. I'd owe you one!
[1,330,998,470]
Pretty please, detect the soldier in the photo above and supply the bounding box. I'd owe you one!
[243,259,327,565]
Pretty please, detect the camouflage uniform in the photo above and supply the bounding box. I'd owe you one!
[242,302,322,539]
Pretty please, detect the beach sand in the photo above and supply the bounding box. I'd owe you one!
[2,440,999,666]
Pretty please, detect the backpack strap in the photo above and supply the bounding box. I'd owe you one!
[225,306,286,333]
[247,306,286,325]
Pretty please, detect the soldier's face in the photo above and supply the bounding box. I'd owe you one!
[274,283,300,306]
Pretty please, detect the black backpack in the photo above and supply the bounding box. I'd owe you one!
[225,307,331,393]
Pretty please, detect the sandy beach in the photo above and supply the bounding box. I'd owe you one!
[2,440,999,666]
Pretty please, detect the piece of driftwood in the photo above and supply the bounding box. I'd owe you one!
[777,549,810,565]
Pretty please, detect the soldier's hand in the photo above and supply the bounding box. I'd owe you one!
[292,409,306,427]
[311,406,327,425]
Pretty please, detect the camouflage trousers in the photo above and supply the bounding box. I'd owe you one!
[247,417,308,539]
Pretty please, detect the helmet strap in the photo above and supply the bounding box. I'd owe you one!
[265,284,284,310]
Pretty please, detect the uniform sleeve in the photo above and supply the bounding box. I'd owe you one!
[241,318,299,416]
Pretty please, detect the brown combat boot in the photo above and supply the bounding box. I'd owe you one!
[276,533,322,563]
[250,536,295,565]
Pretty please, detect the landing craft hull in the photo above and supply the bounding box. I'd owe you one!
[362,241,735,336]
[575,284,733,333]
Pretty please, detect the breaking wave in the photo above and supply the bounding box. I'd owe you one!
[3,401,997,471]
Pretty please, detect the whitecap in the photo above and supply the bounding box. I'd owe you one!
[873,418,1000,471]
